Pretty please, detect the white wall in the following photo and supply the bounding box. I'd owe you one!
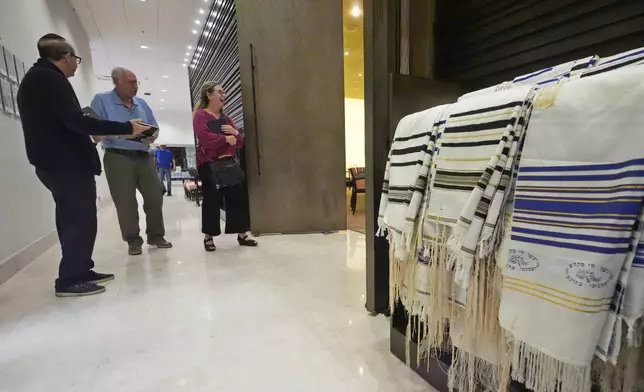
[0,0,105,264]
[93,79,195,147]
[345,98,365,168]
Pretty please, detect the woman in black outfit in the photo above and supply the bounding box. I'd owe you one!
[193,81,257,251]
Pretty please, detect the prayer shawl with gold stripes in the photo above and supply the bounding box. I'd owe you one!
[499,64,644,392]
[423,85,535,267]
[377,105,449,258]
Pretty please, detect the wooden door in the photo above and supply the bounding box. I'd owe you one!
[237,0,347,234]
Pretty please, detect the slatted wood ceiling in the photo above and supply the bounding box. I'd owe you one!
[188,0,243,129]
[434,0,644,89]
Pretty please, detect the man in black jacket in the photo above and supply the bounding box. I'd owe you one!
[17,33,149,298]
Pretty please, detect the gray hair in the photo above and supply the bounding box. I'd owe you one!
[111,67,132,83]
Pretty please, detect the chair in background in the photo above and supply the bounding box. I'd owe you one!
[348,167,365,215]
[183,168,202,206]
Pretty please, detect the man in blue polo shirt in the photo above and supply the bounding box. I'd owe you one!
[91,67,172,256]
[155,145,175,196]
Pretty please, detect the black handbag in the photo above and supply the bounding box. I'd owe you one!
[207,156,244,187]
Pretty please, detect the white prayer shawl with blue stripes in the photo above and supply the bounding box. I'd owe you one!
[499,65,644,392]
[582,47,644,80]
[457,56,598,103]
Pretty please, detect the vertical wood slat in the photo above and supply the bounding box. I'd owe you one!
[188,0,243,128]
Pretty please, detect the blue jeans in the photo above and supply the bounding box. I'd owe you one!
[158,167,172,194]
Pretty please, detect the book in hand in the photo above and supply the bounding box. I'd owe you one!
[207,118,229,134]
[82,106,101,119]
[130,122,158,141]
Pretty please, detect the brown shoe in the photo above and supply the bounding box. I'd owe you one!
[148,238,173,249]
[128,244,143,255]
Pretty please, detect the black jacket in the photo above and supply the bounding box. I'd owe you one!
[17,59,133,175]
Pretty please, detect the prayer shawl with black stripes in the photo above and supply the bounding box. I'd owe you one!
[423,85,535,269]
[377,105,449,258]
[499,64,644,392]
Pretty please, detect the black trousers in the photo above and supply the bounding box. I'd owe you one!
[198,164,251,236]
[36,168,97,289]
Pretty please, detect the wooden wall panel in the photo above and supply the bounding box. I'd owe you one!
[434,0,644,89]
[236,0,347,234]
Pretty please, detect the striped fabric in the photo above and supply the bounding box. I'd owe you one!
[377,105,449,256]
[596,209,643,364]
[582,47,644,79]
[499,64,644,392]
[450,91,536,287]
[457,56,598,102]
[512,56,599,87]
[623,224,644,344]
[424,85,535,257]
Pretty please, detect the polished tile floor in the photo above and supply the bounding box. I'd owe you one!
[0,187,435,392]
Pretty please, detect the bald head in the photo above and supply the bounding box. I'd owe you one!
[111,67,139,100]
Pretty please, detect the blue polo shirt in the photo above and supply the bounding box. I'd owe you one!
[155,149,174,169]
[90,90,158,151]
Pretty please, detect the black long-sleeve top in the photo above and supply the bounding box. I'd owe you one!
[17,59,133,175]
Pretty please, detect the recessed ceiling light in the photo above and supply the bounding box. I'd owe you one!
[161,89,167,92]
[359,73,363,76]
[197,46,203,52]
[192,29,198,34]
[160,99,165,102]
[184,58,188,62]
[163,75,169,78]
[187,45,192,49]
[186,52,190,56]
[190,64,196,68]
[182,64,187,67]
[199,9,205,14]
[140,45,149,49]
[344,51,349,56]
[350,4,362,18]
[160,107,164,110]
[195,20,201,24]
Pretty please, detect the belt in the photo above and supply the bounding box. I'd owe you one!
[105,148,150,159]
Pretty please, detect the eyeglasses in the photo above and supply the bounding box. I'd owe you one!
[213,89,226,95]
[125,80,141,86]
[65,53,82,64]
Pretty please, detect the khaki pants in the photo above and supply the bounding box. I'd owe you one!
[104,150,165,245]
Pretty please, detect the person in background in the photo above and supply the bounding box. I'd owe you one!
[155,145,175,196]
[17,34,149,297]
[193,81,258,251]
[91,67,172,256]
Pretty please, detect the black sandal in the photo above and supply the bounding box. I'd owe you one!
[204,238,216,252]
[237,235,258,247]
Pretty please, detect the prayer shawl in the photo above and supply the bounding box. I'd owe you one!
[499,64,644,392]
[457,56,598,103]
[582,47,644,79]
[424,85,535,274]
[378,105,449,258]
[449,91,536,288]
[511,55,599,87]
